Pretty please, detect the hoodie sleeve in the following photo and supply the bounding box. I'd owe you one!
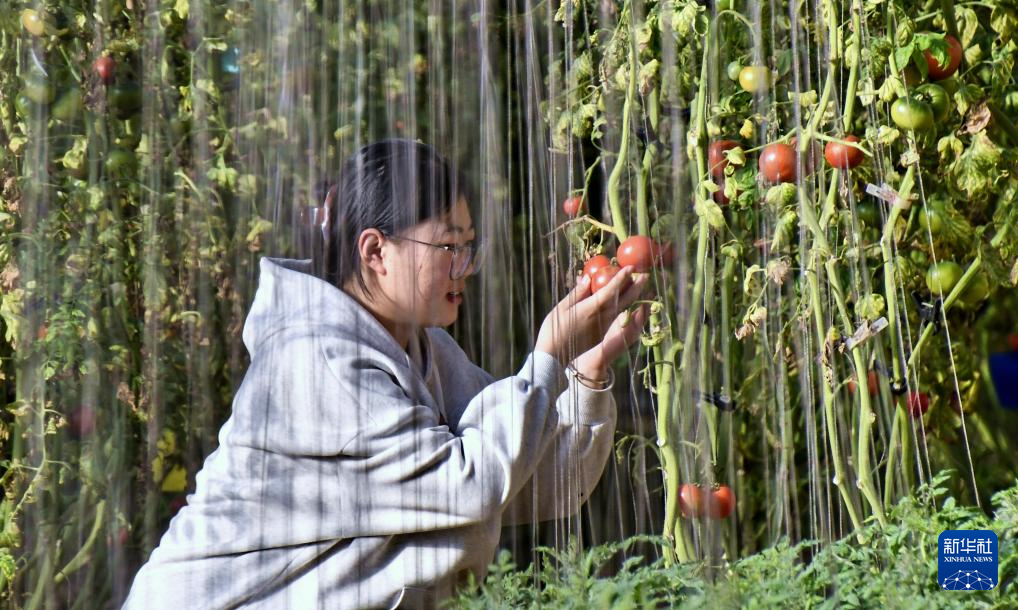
[320,342,571,537]
[499,368,617,526]
[425,330,617,526]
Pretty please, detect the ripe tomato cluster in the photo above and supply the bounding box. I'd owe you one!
[678,483,735,519]
[707,132,866,197]
[578,235,674,293]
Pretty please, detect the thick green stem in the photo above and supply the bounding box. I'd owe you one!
[670,21,716,562]
[880,166,916,388]
[54,500,107,584]
[807,268,864,530]
[883,406,906,509]
[606,14,636,242]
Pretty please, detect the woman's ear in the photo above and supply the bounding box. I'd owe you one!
[357,228,388,277]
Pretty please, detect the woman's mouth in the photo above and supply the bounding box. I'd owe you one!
[446,291,463,304]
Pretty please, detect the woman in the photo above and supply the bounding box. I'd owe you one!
[122,139,649,609]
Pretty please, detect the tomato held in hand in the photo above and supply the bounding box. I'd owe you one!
[903,391,930,418]
[562,196,583,218]
[708,139,739,177]
[738,66,769,94]
[924,35,962,81]
[617,235,656,272]
[592,264,622,294]
[890,97,934,131]
[678,483,703,518]
[925,260,963,294]
[759,143,797,183]
[824,135,864,170]
[582,255,611,281]
[706,485,735,519]
[94,56,115,84]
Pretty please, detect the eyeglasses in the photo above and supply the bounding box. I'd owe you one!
[382,233,481,280]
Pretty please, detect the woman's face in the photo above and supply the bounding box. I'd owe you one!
[377,198,476,329]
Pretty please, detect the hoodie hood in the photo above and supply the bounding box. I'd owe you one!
[241,257,407,365]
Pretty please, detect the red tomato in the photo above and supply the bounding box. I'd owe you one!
[94,56,115,84]
[824,135,864,170]
[759,143,797,183]
[706,485,735,519]
[617,235,655,272]
[847,370,880,397]
[679,483,703,518]
[903,391,930,418]
[708,140,739,178]
[562,196,583,218]
[582,255,611,281]
[592,264,621,294]
[924,35,962,81]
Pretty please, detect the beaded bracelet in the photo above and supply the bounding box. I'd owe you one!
[566,364,615,391]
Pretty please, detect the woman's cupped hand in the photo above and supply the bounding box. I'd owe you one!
[535,266,651,379]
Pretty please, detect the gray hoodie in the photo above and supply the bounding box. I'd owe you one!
[122,257,617,609]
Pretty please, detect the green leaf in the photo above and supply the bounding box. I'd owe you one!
[765,183,797,207]
[892,42,914,72]
[856,294,886,321]
[694,196,726,231]
[991,5,1018,42]
[950,133,1001,200]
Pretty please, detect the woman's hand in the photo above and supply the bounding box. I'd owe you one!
[535,266,650,370]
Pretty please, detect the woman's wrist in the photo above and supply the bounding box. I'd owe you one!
[568,354,611,390]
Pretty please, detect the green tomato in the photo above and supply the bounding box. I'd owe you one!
[938,77,960,96]
[14,93,38,119]
[925,260,963,295]
[727,61,743,82]
[958,271,990,308]
[738,66,769,94]
[890,96,934,131]
[107,83,142,119]
[854,200,880,227]
[915,83,950,122]
[21,75,55,104]
[51,89,84,122]
[918,203,945,236]
[104,148,137,175]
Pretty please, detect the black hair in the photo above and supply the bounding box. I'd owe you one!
[314,139,473,293]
